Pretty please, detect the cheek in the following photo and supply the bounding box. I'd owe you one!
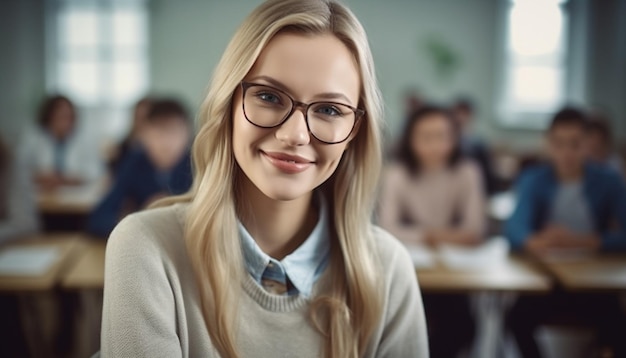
[315,144,347,178]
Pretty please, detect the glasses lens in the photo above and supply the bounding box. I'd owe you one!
[307,102,356,143]
[243,85,292,127]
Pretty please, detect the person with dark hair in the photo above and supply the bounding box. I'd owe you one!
[506,107,626,253]
[107,97,153,175]
[505,107,626,358]
[452,97,498,195]
[586,114,623,175]
[379,105,486,246]
[19,95,103,191]
[0,136,38,243]
[87,99,193,238]
[378,105,485,358]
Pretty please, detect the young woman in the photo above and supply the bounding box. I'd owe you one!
[378,105,486,357]
[379,105,486,246]
[101,1,428,357]
[20,95,102,191]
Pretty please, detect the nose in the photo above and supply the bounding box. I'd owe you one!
[275,107,310,146]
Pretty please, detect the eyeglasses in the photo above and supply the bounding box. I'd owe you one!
[240,81,365,144]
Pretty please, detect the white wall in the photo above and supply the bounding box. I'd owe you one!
[0,0,46,147]
[149,0,504,145]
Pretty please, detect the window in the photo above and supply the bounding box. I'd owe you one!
[47,0,148,140]
[497,0,568,128]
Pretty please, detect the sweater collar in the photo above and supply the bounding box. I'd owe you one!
[237,195,330,297]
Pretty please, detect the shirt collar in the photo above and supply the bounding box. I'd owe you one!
[238,195,330,297]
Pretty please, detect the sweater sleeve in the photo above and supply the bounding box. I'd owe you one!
[378,166,425,244]
[101,215,183,358]
[458,161,487,237]
[373,231,429,357]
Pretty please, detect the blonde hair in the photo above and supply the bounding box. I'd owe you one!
[155,0,384,356]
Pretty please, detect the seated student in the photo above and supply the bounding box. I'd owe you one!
[0,136,38,244]
[19,95,103,191]
[107,97,153,175]
[87,99,193,238]
[379,105,486,357]
[506,107,626,358]
[506,108,626,253]
[452,97,498,195]
[379,105,486,246]
[586,114,624,177]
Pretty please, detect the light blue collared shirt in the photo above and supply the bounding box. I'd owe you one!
[238,197,330,297]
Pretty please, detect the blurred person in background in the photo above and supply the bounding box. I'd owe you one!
[378,105,486,357]
[506,107,626,254]
[19,95,103,192]
[379,105,486,247]
[0,136,38,244]
[585,114,623,176]
[505,107,626,357]
[87,99,193,238]
[452,97,498,195]
[107,97,153,175]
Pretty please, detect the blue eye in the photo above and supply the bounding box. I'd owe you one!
[257,92,282,104]
[315,105,342,116]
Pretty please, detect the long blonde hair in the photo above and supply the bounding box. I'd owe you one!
[156,0,384,356]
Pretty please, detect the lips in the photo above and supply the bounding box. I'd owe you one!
[261,151,314,174]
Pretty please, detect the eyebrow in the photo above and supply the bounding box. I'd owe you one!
[247,75,355,106]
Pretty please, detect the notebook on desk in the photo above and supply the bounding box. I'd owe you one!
[0,247,60,276]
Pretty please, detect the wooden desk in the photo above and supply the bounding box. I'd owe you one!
[417,256,551,293]
[38,182,107,215]
[0,234,84,292]
[538,255,626,291]
[62,240,106,289]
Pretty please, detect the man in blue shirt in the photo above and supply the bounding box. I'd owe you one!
[87,99,193,238]
[506,107,626,357]
[506,108,626,254]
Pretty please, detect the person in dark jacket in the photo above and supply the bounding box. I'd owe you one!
[87,99,193,238]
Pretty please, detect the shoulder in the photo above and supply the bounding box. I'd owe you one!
[518,163,553,185]
[454,159,481,177]
[383,162,411,183]
[106,203,188,263]
[370,225,414,279]
[586,163,625,190]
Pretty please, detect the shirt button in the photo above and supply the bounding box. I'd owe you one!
[268,262,274,268]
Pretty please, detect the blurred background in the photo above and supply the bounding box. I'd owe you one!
[0,0,625,357]
[0,0,624,152]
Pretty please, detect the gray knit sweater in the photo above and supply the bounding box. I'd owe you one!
[101,203,428,357]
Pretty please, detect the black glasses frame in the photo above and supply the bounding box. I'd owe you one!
[240,81,365,144]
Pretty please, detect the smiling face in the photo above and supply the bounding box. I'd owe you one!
[411,113,456,171]
[232,32,361,201]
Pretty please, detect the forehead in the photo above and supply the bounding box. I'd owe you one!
[550,124,585,139]
[414,114,450,131]
[246,32,361,105]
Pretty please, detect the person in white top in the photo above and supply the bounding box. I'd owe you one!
[18,95,103,192]
[99,1,428,357]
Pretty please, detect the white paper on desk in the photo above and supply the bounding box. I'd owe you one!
[0,247,60,276]
[439,236,510,270]
[404,244,436,268]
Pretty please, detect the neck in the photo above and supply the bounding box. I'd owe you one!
[420,161,447,174]
[237,175,318,260]
[555,163,584,183]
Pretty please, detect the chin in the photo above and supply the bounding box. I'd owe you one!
[257,182,311,202]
